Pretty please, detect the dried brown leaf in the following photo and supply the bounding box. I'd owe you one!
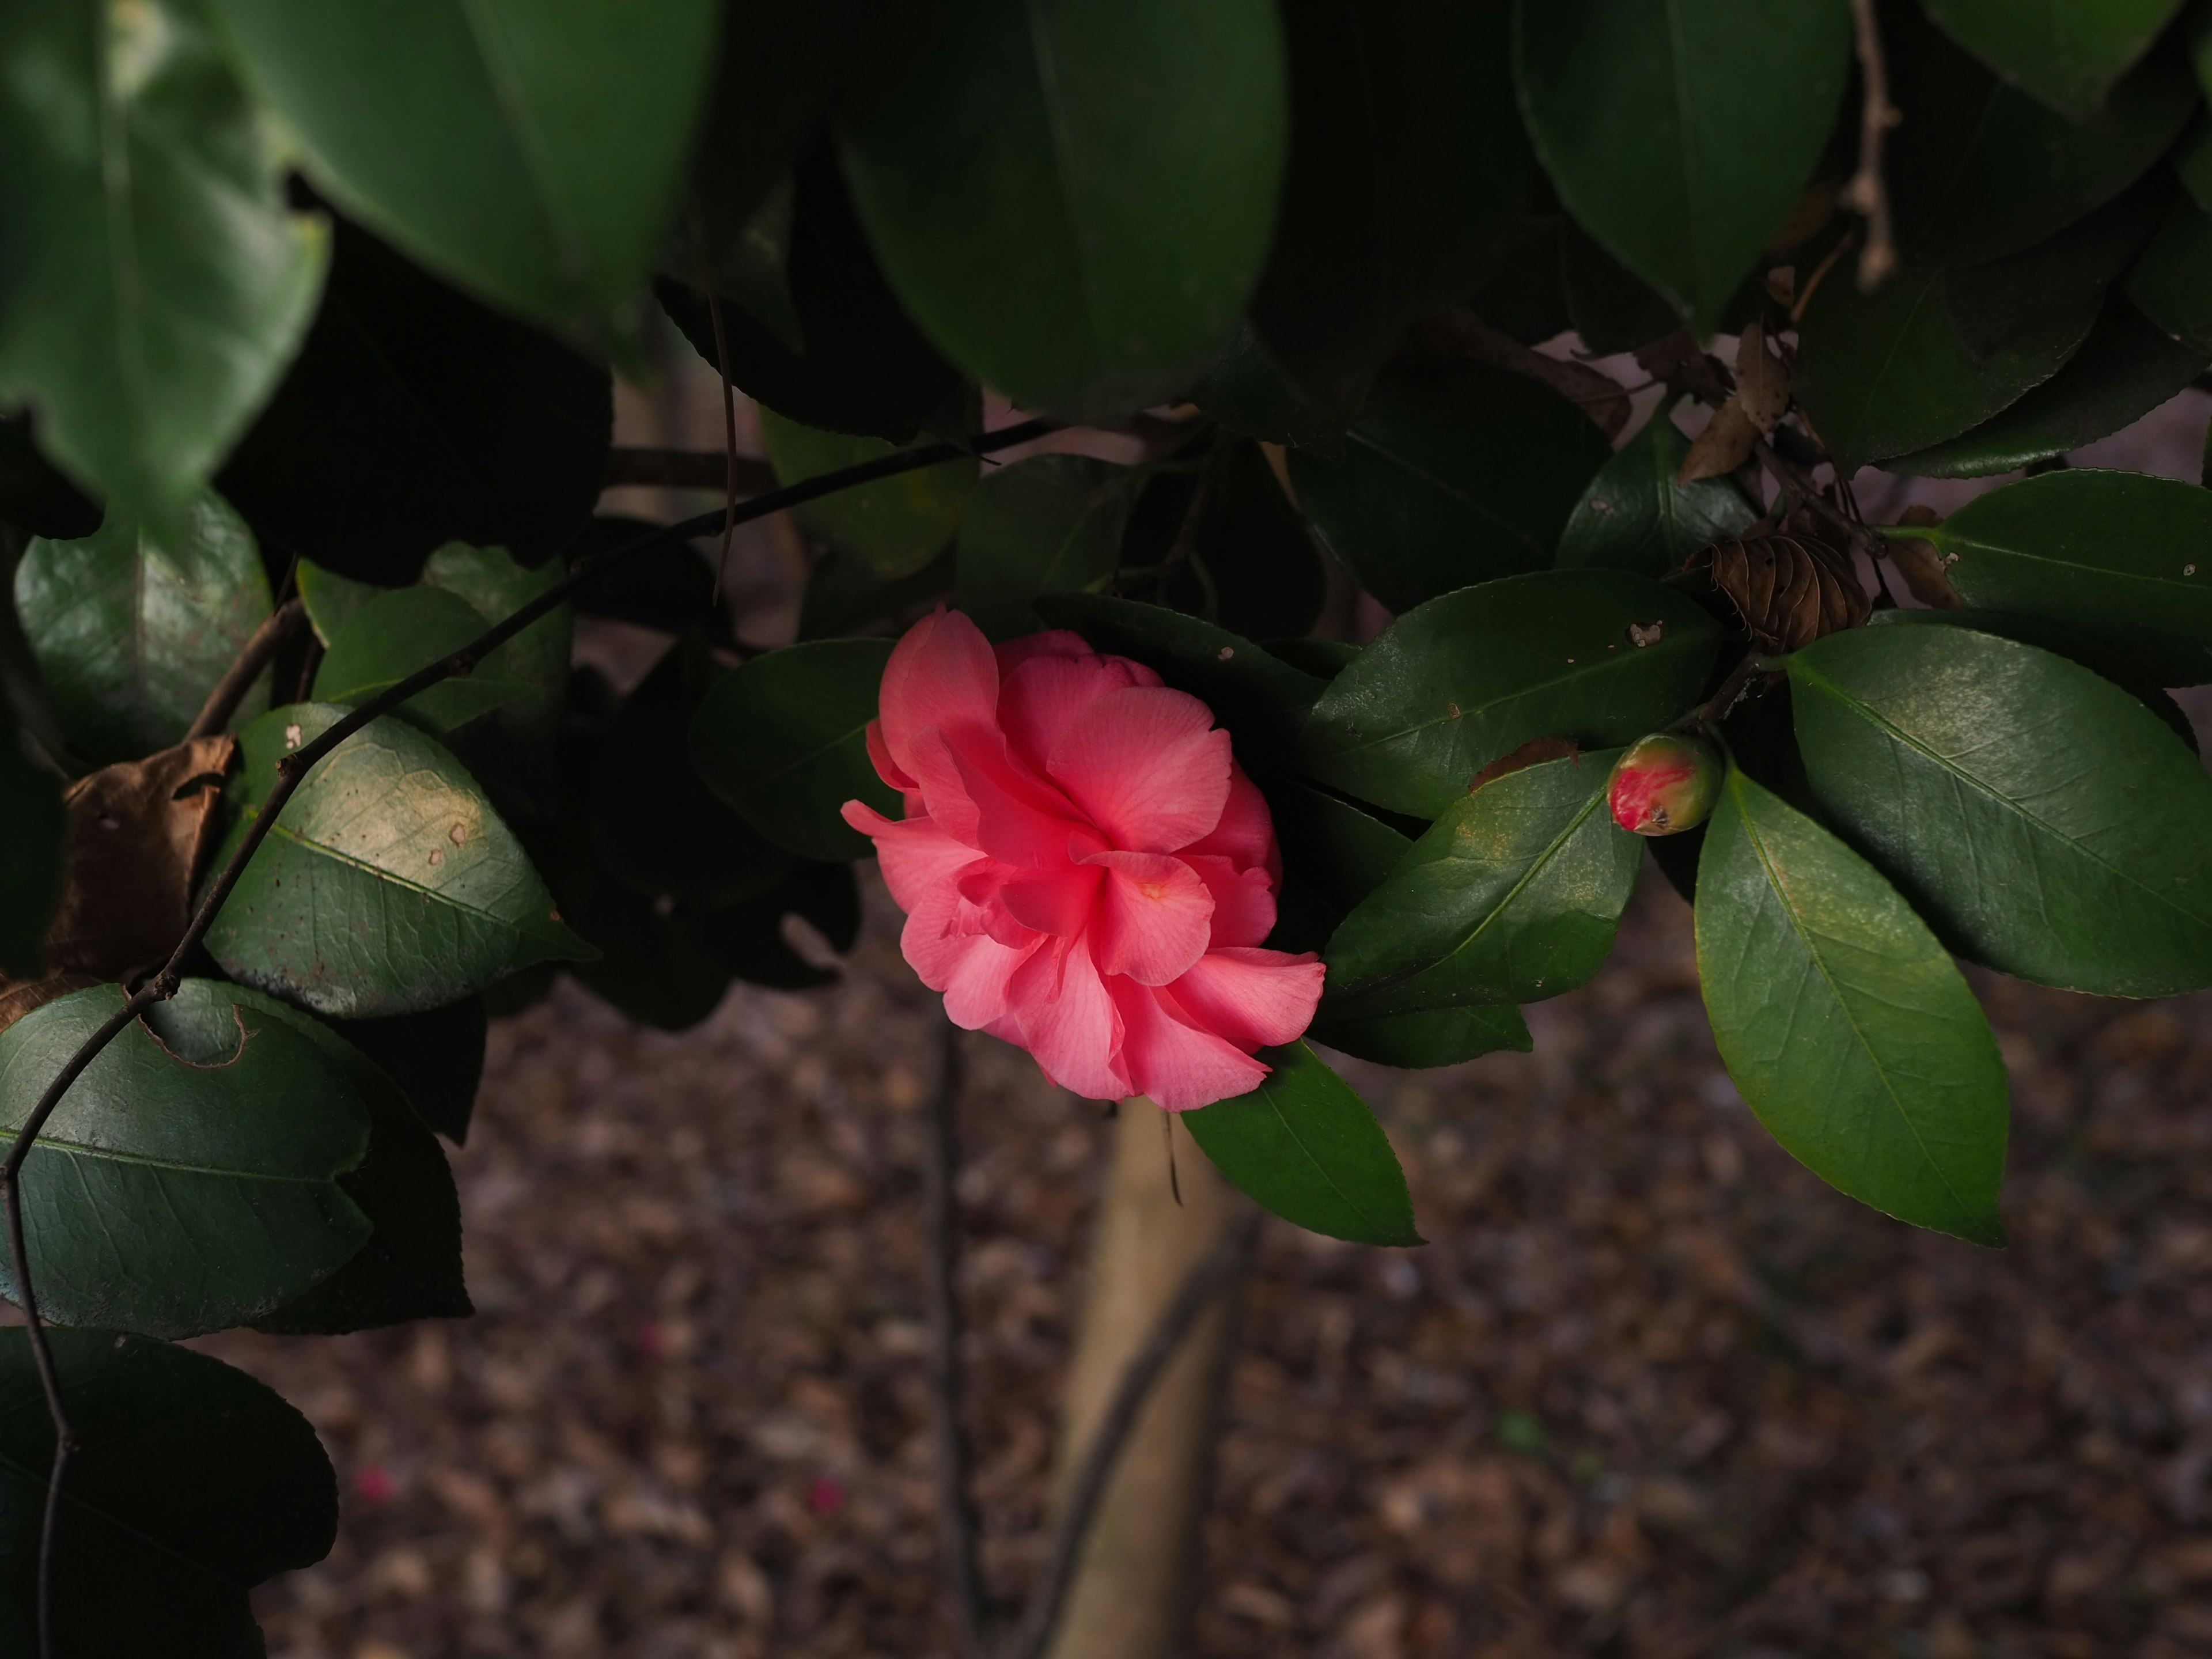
[1888,536,1964,609]
[1690,535,1870,652]
[1469,737,1581,793]
[1415,311,1631,438]
[1734,320,1790,434]
[1679,400,1762,484]
[0,972,99,1036]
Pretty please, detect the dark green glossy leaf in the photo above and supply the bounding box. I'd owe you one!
[1313,1004,1532,1069]
[193,986,468,1334]
[689,639,898,861]
[1288,362,1613,612]
[1302,570,1721,819]
[1249,0,1529,415]
[207,703,591,1017]
[1882,469,2212,685]
[956,455,1140,640]
[662,145,962,445]
[567,882,733,1031]
[1181,1043,1420,1244]
[1790,625,2212,995]
[1159,440,1328,642]
[1262,778,1416,954]
[762,407,976,579]
[1326,750,1638,1016]
[798,546,955,641]
[1886,2,2194,264]
[1796,183,2166,470]
[570,517,727,639]
[0,1329,336,1658]
[1885,294,2207,476]
[419,540,572,819]
[836,0,1288,412]
[0,0,325,520]
[17,493,272,763]
[689,860,861,991]
[1263,638,1361,679]
[2179,115,2212,213]
[325,997,488,1145]
[1184,321,1352,452]
[213,0,718,347]
[0,981,371,1337]
[1923,0,2184,118]
[0,719,63,980]
[1695,769,2009,1245]
[2127,192,2212,351]
[1513,0,1851,329]
[1555,411,1757,578]
[592,638,792,906]
[1031,593,1326,772]
[217,210,611,586]
[312,586,527,734]
[1470,215,1572,344]
[1558,222,1685,354]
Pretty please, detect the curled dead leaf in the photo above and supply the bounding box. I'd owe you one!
[1690,535,1870,653]
[1734,320,1790,434]
[1887,536,1964,609]
[1679,400,1761,484]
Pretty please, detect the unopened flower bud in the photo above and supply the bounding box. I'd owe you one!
[1607,733,1722,836]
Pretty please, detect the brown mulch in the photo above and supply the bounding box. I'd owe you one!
[194,867,2212,1659]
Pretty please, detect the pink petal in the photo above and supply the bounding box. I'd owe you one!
[994,628,1093,671]
[865,721,917,792]
[998,650,1149,775]
[842,803,984,915]
[1184,854,1276,948]
[1047,685,1232,854]
[1109,979,1269,1111]
[1001,861,1104,938]
[939,729,1092,868]
[1006,937,1130,1101]
[939,933,1043,1031]
[1165,946,1325,1052]
[1085,850,1214,986]
[1182,766,1278,881]
[878,609,1000,782]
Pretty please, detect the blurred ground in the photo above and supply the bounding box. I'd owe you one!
[207,862,2212,1659]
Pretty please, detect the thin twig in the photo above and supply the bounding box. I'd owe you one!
[7,413,1061,1658]
[1842,0,1900,290]
[703,286,741,606]
[999,1206,1264,1659]
[921,1010,988,1659]
[186,598,306,740]
[602,445,779,494]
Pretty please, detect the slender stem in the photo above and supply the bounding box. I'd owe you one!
[7,412,1060,1657]
[704,286,741,605]
[998,1206,1263,1659]
[602,445,778,494]
[921,1011,988,1659]
[1843,0,1900,289]
[185,598,305,741]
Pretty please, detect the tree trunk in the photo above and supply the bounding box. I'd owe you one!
[1043,1106,1241,1659]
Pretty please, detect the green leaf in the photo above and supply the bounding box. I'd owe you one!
[760,407,977,579]
[1694,769,2009,1244]
[297,559,379,647]
[1922,0,2185,118]
[211,0,719,349]
[0,980,372,1337]
[1794,183,2167,471]
[689,859,861,991]
[1181,1043,1420,1245]
[1880,470,2212,685]
[17,492,273,763]
[1325,749,1639,1016]
[661,144,961,444]
[1790,624,2212,996]
[1262,777,1415,953]
[1313,1004,1532,1069]
[1558,222,1686,355]
[1144,439,1328,642]
[312,586,527,734]
[1302,570,1721,819]
[325,997,487,1145]
[955,455,1140,640]
[689,639,899,861]
[565,879,733,1032]
[836,0,1289,412]
[1884,294,2207,478]
[1885,2,2194,264]
[1512,0,1851,329]
[1248,0,1530,414]
[798,546,956,642]
[421,540,573,818]
[590,637,793,906]
[1031,593,1327,772]
[0,718,63,980]
[0,0,325,520]
[151,985,465,1334]
[2126,192,2212,352]
[1555,410,1758,578]
[1288,362,1614,613]
[215,212,612,587]
[1184,320,1353,452]
[0,1329,336,1659]
[206,703,592,1017]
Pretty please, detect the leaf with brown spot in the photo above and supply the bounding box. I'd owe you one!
[1887,537,1964,609]
[1691,534,1870,652]
[1469,737,1582,793]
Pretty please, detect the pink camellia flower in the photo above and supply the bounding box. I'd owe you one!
[842,609,1324,1110]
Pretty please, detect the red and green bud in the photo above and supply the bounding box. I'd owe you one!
[1607,733,1722,836]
